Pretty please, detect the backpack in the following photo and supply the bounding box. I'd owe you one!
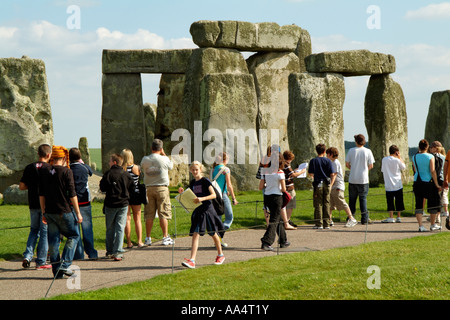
[433,153,444,186]
[209,167,226,216]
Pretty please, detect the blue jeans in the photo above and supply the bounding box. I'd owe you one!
[349,183,369,223]
[74,204,98,260]
[23,208,48,265]
[222,192,233,230]
[104,206,128,258]
[45,211,80,276]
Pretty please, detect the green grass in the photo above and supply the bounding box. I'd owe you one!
[89,148,102,172]
[50,232,450,300]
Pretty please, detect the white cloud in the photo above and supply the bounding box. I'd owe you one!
[405,2,450,20]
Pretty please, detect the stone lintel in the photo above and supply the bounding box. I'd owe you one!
[305,50,396,76]
[102,49,193,74]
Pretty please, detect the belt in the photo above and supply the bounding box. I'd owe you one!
[148,185,168,187]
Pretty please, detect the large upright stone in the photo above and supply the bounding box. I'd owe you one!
[143,102,156,155]
[425,90,450,150]
[365,74,409,186]
[199,73,259,191]
[182,47,249,135]
[78,137,91,166]
[288,72,346,188]
[190,20,309,53]
[305,50,396,76]
[0,57,54,192]
[155,74,187,155]
[101,73,146,171]
[247,52,301,152]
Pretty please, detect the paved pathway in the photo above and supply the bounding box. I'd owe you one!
[0,217,447,300]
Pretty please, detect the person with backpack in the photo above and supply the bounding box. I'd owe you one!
[178,161,225,269]
[429,141,445,224]
[412,139,442,232]
[211,152,237,247]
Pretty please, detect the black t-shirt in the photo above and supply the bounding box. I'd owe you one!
[189,177,213,208]
[308,156,335,187]
[39,165,77,214]
[20,161,51,209]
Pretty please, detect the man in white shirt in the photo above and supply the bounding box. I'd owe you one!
[345,134,375,224]
[140,139,174,246]
[381,145,406,223]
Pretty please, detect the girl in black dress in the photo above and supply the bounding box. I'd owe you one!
[178,161,225,269]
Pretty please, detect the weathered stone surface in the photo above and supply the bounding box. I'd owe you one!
[425,90,450,151]
[247,52,301,152]
[288,72,346,189]
[102,49,193,74]
[155,74,187,155]
[167,154,190,187]
[365,74,410,186]
[143,102,156,155]
[3,184,28,205]
[101,73,146,171]
[305,50,396,76]
[190,20,309,52]
[182,47,249,135]
[199,73,259,191]
[0,57,54,193]
[78,137,91,166]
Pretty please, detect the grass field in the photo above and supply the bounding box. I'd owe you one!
[48,232,449,300]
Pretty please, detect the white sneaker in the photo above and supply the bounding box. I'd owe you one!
[144,237,152,246]
[430,224,441,231]
[382,217,396,223]
[162,236,174,245]
[220,238,228,248]
[440,212,449,217]
[345,218,357,227]
[418,225,426,232]
[396,217,402,223]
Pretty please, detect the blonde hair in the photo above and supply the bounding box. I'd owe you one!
[121,148,134,170]
[189,161,205,175]
[439,146,445,156]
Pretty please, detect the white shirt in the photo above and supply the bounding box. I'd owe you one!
[263,171,285,195]
[381,156,406,191]
[140,153,173,186]
[331,159,345,190]
[346,146,375,184]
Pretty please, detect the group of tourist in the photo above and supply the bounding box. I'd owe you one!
[19,134,449,277]
[257,134,449,250]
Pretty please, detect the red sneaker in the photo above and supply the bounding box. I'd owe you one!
[214,255,225,265]
[182,258,195,269]
[36,264,52,270]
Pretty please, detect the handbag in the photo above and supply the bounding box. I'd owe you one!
[138,183,148,205]
[282,190,292,208]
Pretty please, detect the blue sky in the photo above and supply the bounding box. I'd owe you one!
[1,0,449,148]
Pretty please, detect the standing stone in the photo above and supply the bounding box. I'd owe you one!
[0,57,54,193]
[199,73,259,191]
[247,52,301,152]
[425,90,450,150]
[288,73,346,189]
[78,137,91,166]
[365,74,409,186]
[101,73,146,171]
[305,50,396,76]
[155,74,187,155]
[143,102,157,155]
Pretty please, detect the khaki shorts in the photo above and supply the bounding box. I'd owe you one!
[144,186,172,220]
[330,188,349,211]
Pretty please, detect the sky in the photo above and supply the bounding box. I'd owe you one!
[0,0,449,148]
